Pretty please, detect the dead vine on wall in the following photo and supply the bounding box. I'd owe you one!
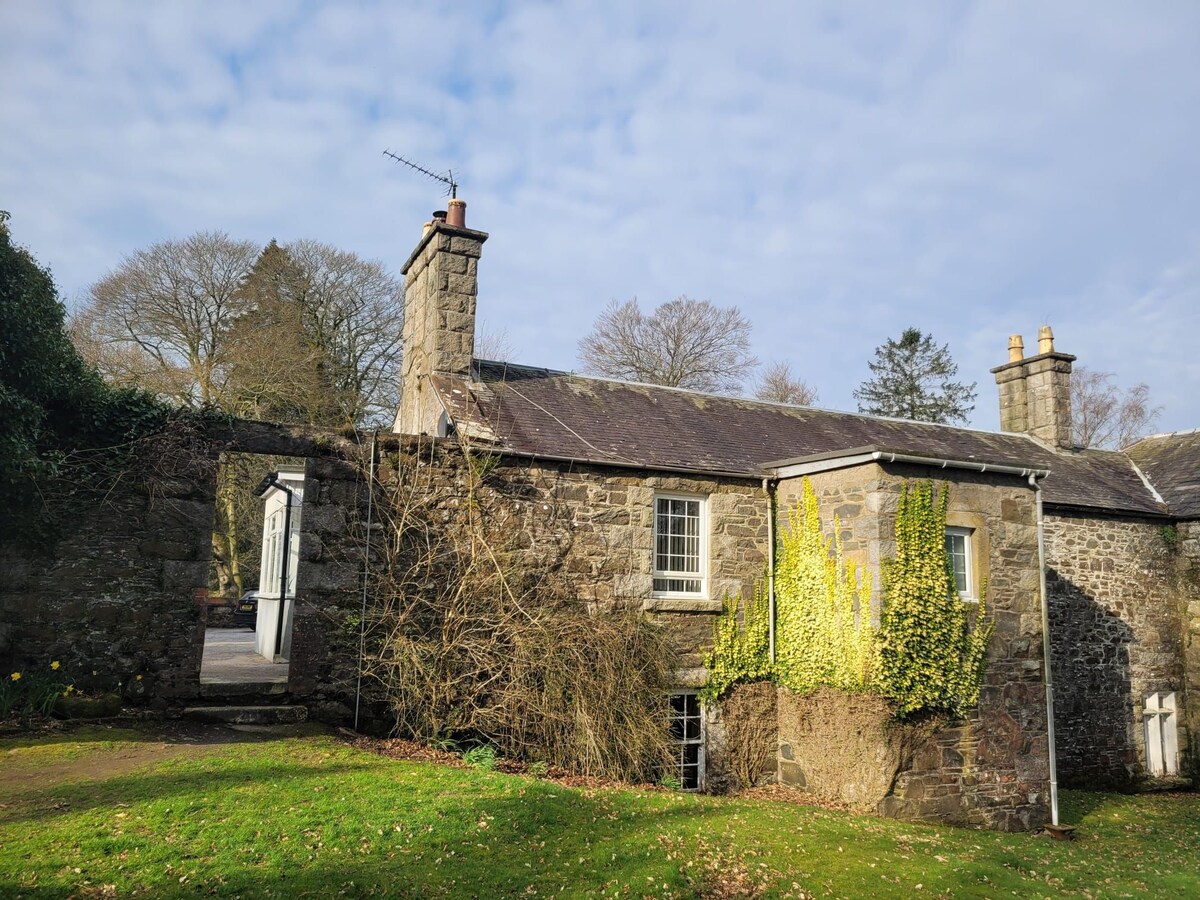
[360,439,678,782]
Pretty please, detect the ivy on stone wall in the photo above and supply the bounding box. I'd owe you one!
[702,478,874,701]
[700,586,771,702]
[774,480,875,694]
[702,478,992,720]
[876,481,993,717]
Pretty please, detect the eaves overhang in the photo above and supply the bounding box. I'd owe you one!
[760,445,1051,482]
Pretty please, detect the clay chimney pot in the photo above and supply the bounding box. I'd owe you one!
[1008,334,1024,363]
[446,198,466,228]
[1038,325,1055,355]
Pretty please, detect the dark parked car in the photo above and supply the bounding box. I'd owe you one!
[232,590,258,629]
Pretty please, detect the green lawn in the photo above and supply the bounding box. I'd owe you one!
[0,724,1196,898]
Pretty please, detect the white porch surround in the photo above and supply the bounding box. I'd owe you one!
[255,466,304,662]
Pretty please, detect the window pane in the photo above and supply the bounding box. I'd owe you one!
[654,497,703,594]
[945,532,969,595]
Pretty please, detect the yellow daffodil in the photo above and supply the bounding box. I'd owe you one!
[10,672,20,682]
[51,661,60,670]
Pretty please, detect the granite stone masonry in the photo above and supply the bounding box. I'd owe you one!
[1180,520,1200,776]
[1045,511,1190,785]
[0,420,375,718]
[771,461,1050,831]
[0,452,216,702]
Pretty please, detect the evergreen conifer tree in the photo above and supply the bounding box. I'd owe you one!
[853,328,977,425]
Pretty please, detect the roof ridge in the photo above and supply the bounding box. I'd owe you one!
[476,358,1037,443]
[1125,426,1200,446]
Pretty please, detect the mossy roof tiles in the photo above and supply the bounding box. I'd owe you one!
[428,361,1169,518]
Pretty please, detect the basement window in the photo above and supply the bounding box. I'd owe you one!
[945,527,976,601]
[1144,692,1179,777]
[653,494,707,597]
[669,692,704,790]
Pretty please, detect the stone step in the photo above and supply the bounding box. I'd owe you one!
[198,679,289,699]
[183,705,308,726]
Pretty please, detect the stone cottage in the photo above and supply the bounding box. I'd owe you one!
[391,201,1199,825]
[1,199,1195,834]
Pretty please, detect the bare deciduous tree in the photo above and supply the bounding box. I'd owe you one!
[578,296,758,394]
[284,239,404,426]
[80,231,260,406]
[1071,365,1162,449]
[76,234,404,426]
[755,361,818,406]
[474,320,514,362]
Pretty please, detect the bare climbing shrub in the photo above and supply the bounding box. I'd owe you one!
[718,681,779,790]
[361,439,677,782]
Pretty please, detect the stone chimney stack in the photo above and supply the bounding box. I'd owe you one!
[990,325,1076,449]
[393,200,488,435]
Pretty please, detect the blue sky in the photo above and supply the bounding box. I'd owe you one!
[3,1,1198,433]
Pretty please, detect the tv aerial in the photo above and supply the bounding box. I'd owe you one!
[382,150,458,199]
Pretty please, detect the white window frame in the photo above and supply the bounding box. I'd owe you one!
[1144,692,1179,777]
[652,493,708,599]
[945,526,976,602]
[262,509,282,598]
[668,691,705,790]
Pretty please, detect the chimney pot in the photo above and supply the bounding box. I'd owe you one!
[1038,325,1055,355]
[1008,334,1024,363]
[446,198,466,228]
[432,210,447,223]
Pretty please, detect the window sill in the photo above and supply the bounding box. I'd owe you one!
[643,598,724,613]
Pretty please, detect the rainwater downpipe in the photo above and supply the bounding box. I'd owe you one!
[1031,471,1060,828]
[762,477,777,662]
[354,433,378,732]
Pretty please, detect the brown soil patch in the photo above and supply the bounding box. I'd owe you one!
[0,718,318,794]
[344,732,659,792]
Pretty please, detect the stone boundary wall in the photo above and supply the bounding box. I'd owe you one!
[0,423,769,724]
[1043,510,1187,786]
[0,450,216,701]
[0,420,370,711]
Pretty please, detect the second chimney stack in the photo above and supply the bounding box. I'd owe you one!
[991,325,1076,450]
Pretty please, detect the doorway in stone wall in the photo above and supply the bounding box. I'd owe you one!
[199,451,306,690]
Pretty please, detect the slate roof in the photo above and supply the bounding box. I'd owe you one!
[1125,429,1200,519]
[429,361,1168,517]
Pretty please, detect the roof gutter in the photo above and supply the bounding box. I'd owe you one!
[768,449,1050,481]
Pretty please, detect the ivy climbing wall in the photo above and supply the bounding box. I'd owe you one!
[772,461,1051,831]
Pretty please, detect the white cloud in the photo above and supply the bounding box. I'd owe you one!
[2,0,1198,432]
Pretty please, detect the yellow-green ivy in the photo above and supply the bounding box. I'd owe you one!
[702,477,992,718]
[702,478,874,700]
[876,481,993,717]
[774,479,875,694]
[699,586,771,702]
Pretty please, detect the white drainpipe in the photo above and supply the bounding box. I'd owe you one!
[1031,471,1060,827]
[762,477,776,662]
